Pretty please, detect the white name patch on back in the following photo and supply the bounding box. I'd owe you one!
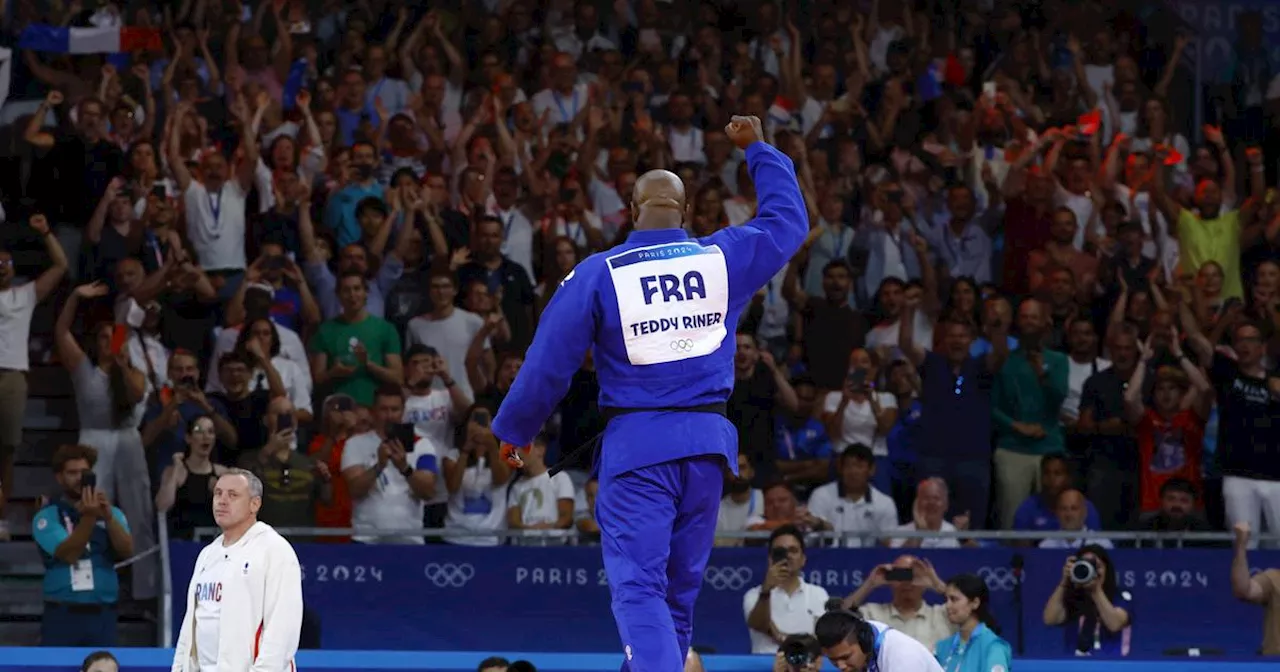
[607,242,730,366]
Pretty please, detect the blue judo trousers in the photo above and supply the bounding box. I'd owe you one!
[492,141,806,672]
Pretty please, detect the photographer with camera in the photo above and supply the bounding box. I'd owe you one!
[1042,544,1133,656]
[744,525,831,653]
[773,634,824,672]
[841,555,953,652]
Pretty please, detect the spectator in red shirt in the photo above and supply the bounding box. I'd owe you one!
[1124,337,1211,513]
[307,394,359,543]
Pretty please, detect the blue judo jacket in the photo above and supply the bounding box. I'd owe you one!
[492,141,807,479]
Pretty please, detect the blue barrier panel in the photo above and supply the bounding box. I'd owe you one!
[2,649,1280,672]
[168,543,1279,657]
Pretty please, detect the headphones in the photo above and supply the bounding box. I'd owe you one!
[829,610,878,658]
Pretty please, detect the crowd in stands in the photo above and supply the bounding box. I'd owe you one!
[0,0,1276,580]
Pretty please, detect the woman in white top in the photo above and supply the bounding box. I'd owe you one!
[233,317,314,423]
[442,409,515,546]
[1129,98,1191,188]
[821,347,898,475]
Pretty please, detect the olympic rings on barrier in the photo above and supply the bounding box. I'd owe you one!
[703,566,754,591]
[424,562,476,588]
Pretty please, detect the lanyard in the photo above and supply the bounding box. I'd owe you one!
[828,226,848,259]
[941,623,985,672]
[782,427,795,459]
[563,219,582,244]
[63,512,89,552]
[554,88,579,122]
[766,277,779,305]
[207,189,223,233]
[502,211,517,238]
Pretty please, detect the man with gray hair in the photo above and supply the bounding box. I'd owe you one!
[888,478,969,549]
[171,469,303,672]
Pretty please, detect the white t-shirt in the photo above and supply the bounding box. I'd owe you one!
[0,283,36,371]
[403,388,456,502]
[183,180,248,271]
[822,391,898,456]
[888,520,961,549]
[806,483,899,548]
[205,324,309,393]
[508,470,574,529]
[442,449,508,547]
[742,581,831,654]
[868,619,946,672]
[1063,357,1109,421]
[192,534,250,672]
[340,430,441,545]
[865,312,934,359]
[715,489,765,540]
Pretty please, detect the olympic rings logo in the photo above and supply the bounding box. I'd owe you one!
[424,562,476,588]
[976,566,1017,591]
[703,566,754,591]
[671,339,695,352]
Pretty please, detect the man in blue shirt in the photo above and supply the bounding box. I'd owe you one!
[774,374,834,493]
[1013,454,1102,534]
[33,444,133,647]
[492,116,806,672]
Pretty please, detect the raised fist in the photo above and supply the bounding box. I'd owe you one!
[724,115,764,150]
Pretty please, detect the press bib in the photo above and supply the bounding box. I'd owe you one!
[607,242,729,366]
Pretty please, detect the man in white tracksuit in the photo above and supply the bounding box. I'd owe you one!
[172,468,303,672]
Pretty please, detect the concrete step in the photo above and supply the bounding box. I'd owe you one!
[27,365,73,398]
[23,397,78,431]
[14,429,79,468]
[0,541,42,576]
[0,579,42,615]
[10,464,56,500]
[0,619,156,647]
[3,499,38,537]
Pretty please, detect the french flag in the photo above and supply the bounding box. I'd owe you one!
[768,95,800,132]
[19,23,161,54]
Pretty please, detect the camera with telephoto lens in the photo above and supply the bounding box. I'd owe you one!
[1069,557,1098,585]
[780,634,821,669]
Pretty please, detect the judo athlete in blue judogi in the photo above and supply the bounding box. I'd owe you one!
[491,115,806,672]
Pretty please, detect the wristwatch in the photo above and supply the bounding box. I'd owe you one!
[399,464,414,478]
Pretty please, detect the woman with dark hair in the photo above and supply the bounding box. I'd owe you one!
[80,650,119,672]
[55,281,157,599]
[942,277,982,330]
[535,236,582,322]
[936,573,1011,672]
[233,316,313,423]
[154,415,226,539]
[1043,544,1134,656]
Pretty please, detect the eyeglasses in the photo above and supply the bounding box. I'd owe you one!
[954,375,965,396]
[190,425,213,435]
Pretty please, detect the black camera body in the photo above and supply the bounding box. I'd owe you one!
[1069,557,1098,585]
[780,634,821,669]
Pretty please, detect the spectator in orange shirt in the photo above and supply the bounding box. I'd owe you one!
[307,394,359,542]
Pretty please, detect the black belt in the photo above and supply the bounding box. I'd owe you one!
[549,402,727,476]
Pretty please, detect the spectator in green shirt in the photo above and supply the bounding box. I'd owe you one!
[992,297,1068,529]
[309,271,404,406]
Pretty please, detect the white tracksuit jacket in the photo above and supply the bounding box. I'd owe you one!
[171,521,302,672]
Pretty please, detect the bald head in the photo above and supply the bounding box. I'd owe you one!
[1055,488,1087,531]
[632,169,687,230]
